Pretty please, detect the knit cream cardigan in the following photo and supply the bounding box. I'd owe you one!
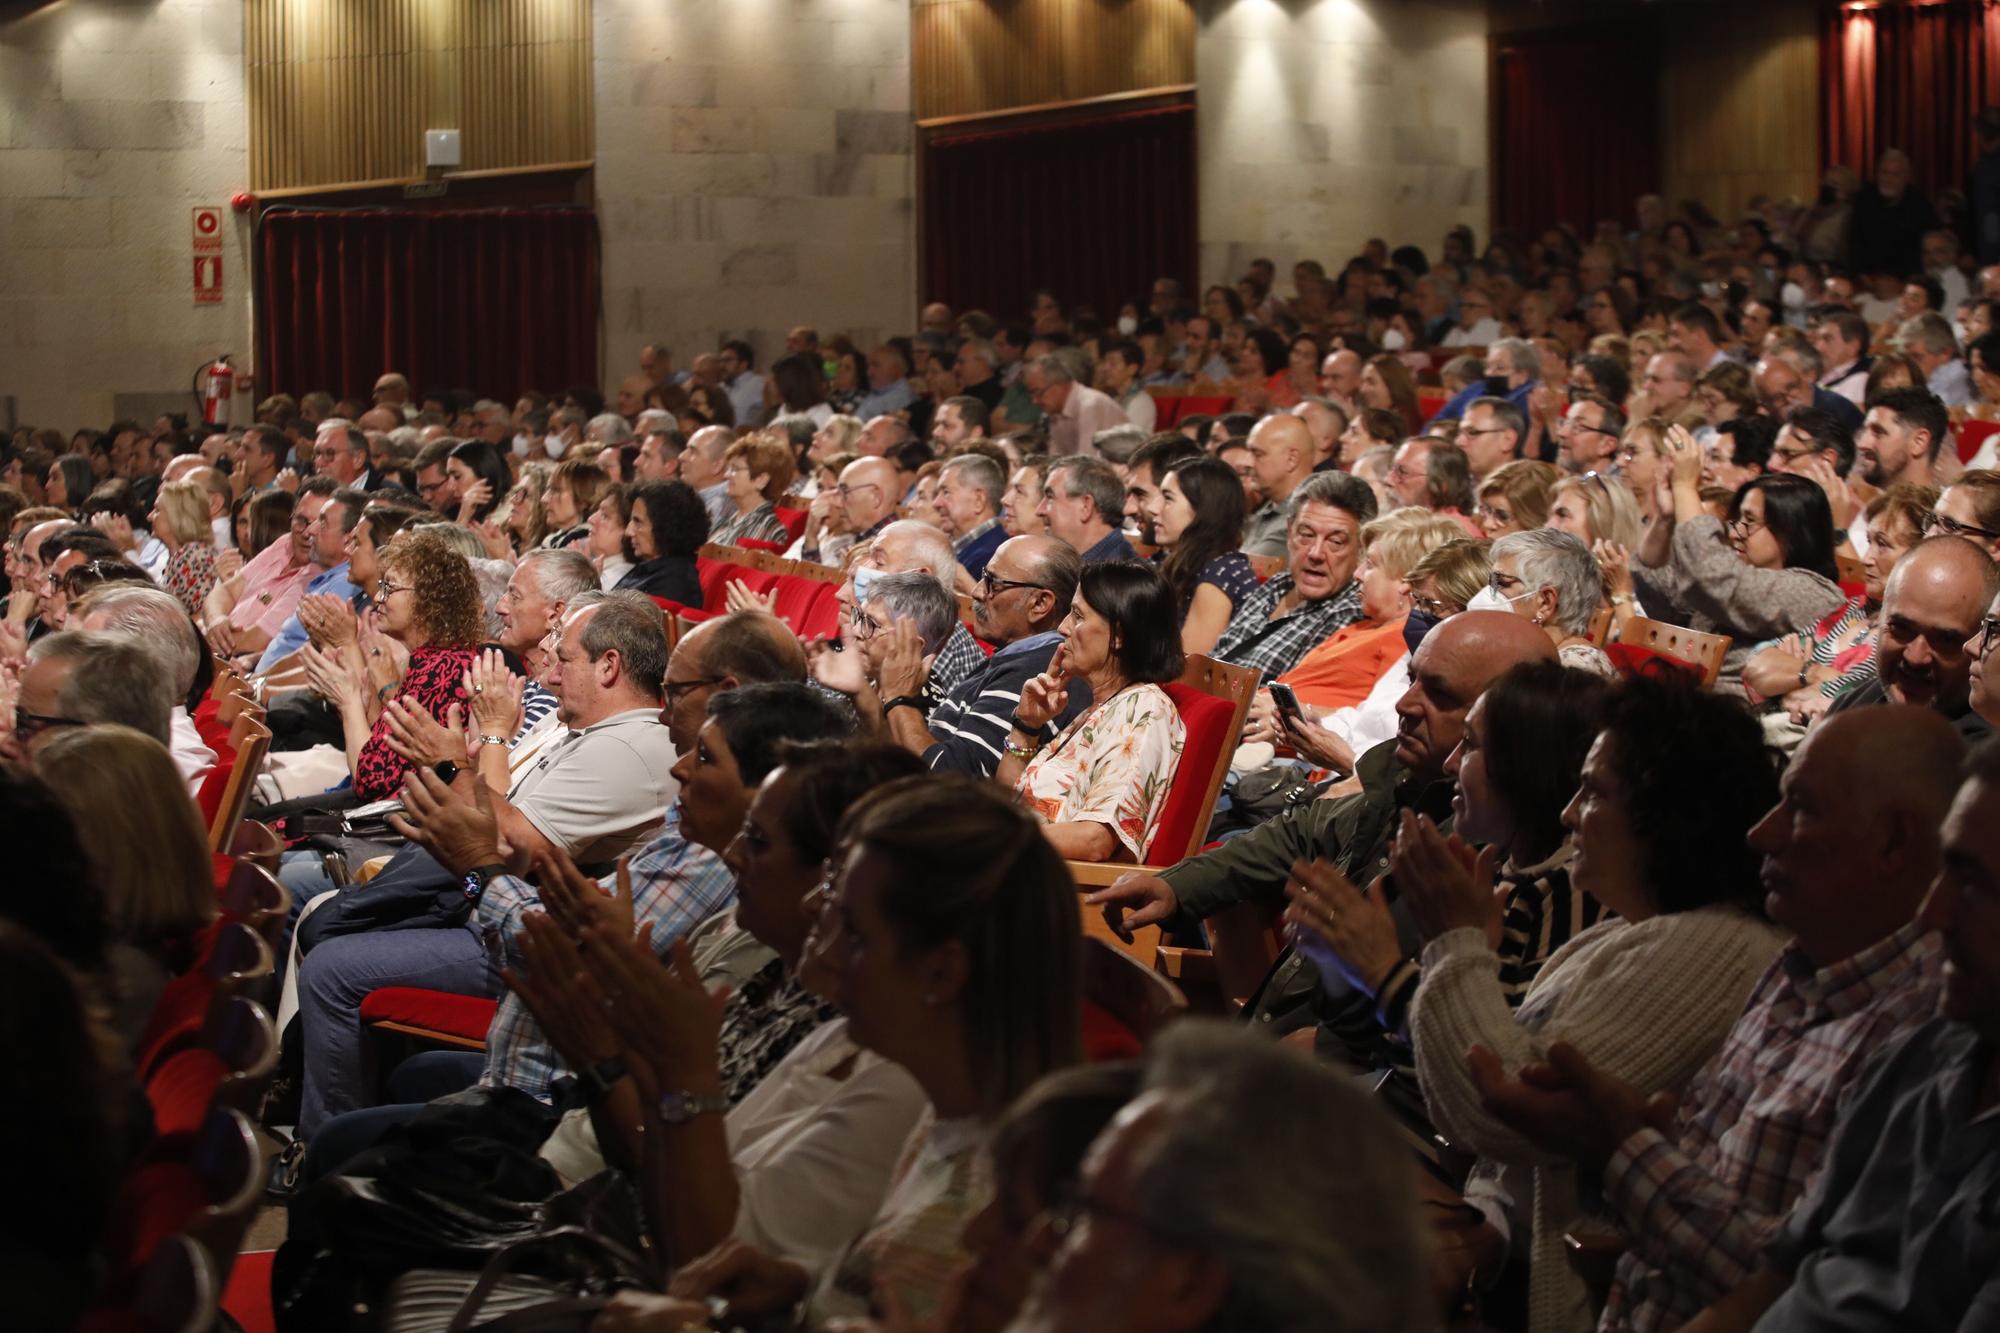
[1412,906,1789,1333]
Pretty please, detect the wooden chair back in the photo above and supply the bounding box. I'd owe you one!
[1585,603,1614,646]
[217,859,286,948]
[224,818,281,869]
[97,1233,218,1333]
[204,921,274,1005]
[1835,547,1866,588]
[1612,615,1731,689]
[183,1104,266,1286]
[1081,936,1186,1042]
[206,716,269,855]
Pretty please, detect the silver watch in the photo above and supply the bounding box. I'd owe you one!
[657,1088,729,1124]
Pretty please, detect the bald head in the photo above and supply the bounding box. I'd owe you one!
[358,405,400,434]
[1395,611,1556,777]
[616,374,653,418]
[1756,705,1962,964]
[1878,536,2000,713]
[1247,412,1315,502]
[838,456,902,531]
[161,454,206,484]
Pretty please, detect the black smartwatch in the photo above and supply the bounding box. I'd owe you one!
[580,1055,629,1100]
[882,694,927,717]
[461,862,509,902]
[433,759,461,786]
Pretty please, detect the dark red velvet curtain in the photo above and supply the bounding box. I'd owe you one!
[1821,0,2000,190]
[921,102,1195,322]
[1493,26,1661,239]
[257,207,600,402]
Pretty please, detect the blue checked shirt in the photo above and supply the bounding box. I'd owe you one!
[1209,574,1365,685]
[476,804,736,1100]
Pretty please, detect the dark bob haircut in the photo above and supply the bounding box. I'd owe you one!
[630,479,712,558]
[446,439,513,522]
[1077,560,1185,685]
[1730,473,1839,582]
[1478,660,1612,862]
[1596,673,1778,916]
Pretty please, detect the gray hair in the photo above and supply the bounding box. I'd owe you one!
[573,589,669,698]
[871,519,961,593]
[587,413,634,445]
[28,631,173,748]
[1284,470,1379,531]
[941,452,1005,508]
[1031,352,1075,386]
[1766,341,1824,379]
[388,424,423,453]
[958,338,997,371]
[1467,395,1528,451]
[634,409,676,435]
[72,585,203,698]
[1048,456,1125,524]
[861,571,958,655]
[1131,1020,1428,1333]
[318,418,364,454]
[519,547,598,607]
[1900,312,1961,359]
[1492,528,1603,635]
[1490,336,1541,381]
[474,399,507,422]
[1092,424,1147,465]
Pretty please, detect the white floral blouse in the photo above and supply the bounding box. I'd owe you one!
[1016,683,1186,861]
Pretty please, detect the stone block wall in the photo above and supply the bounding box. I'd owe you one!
[592,0,914,387]
[1196,0,1489,288]
[0,0,250,433]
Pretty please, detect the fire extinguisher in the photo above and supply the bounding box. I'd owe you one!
[194,354,234,427]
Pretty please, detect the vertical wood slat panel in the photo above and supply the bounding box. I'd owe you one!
[913,0,1195,122]
[245,0,593,191]
[1660,0,1819,223]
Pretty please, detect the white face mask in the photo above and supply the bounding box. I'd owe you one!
[543,434,569,460]
[511,433,533,457]
[1380,328,1408,351]
[1466,585,1533,614]
[1780,282,1807,310]
[1116,316,1138,336]
[849,564,886,604]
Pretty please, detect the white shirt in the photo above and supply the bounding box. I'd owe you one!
[1318,652,1411,759]
[507,707,680,864]
[212,516,234,551]
[1118,389,1157,434]
[1442,318,1503,348]
[170,710,217,796]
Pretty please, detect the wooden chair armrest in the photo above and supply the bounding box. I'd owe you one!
[1065,860,1168,888]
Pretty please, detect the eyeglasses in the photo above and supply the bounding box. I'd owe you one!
[13,707,82,742]
[849,605,884,641]
[1475,505,1513,526]
[663,675,724,705]
[1460,426,1512,439]
[1563,419,1614,439]
[976,570,1048,598]
[1921,511,2000,543]
[834,482,881,503]
[1770,444,1823,465]
[1973,616,2000,654]
[1410,592,1458,616]
[375,579,411,599]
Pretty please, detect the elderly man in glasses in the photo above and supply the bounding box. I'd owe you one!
[1828,535,2000,739]
[1555,392,1626,475]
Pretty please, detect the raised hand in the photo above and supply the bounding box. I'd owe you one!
[456,478,494,525]
[464,648,525,739]
[808,633,867,697]
[386,764,504,875]
[1466,1039,1678,1171]
[1083,872,1180,943]
[505,912,623,1072]
[724,580,779,615]
[1388,810,1501,943]
[534,848,638,943]
[381,698,468,769]
[587,931,731,1082]
[877,617,930,701]
[1284,857,1402,995]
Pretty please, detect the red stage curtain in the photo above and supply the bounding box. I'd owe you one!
[1821,0,2000,190]
[257,207,600,402]
[1493,26,1661,240]
[921,102,1195,323]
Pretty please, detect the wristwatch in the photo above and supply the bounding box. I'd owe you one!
[461,862,509,902]
[657,1088,730,1124]
[881,694,927,717]
[580,1055,628,1100]
[433,759,461,785]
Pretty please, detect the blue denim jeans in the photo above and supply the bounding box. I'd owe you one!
[296,922,497,1138]
[299,1051,488,1184]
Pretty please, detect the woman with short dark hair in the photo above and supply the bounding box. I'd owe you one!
[617,479,709,604]
[1003,560,1187,863]
[1151,455,1255,657]
[445,439,512,525]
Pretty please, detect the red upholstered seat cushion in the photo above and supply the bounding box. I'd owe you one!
[1153,395,1233,430]
[147,1049,229,1137]
[773,506,808,543]
[796,583,844,642]
[1145,682,1237,864]
[195,752,235,826]
[1958,417,2000,463]
[100,1161,206,1283]
[1603,642,1703,682]
[768,574,830,634]
[360,987,499,1044]
[193,697,229,750]
[1081,999,1142,1061]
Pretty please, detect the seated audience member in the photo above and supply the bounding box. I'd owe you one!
[64,584,214,789]
[1029,350,1131,457]
[812,570,960,713]
[1471,706,1959,1331]
[1239,413,1319,558]
[1555,392,1625,475]
[1122,435,1200,546]
[254,484,364,672]
[295,529,483,802]
[584,482,635,590]
[37,724,216,1050]
[1927,466,2000,560]
[712,433,797,548]
[1826,534,1999,737]
[933,452,1008,580]
[1209,470,1377,684]
[1038,455,1137,564]
[299,661,833,1143]
[1002,561,1187,862]
[616,478,708,604]
[802,456,899,566]
[1634,429,1847,692]
[1475,458,1560,538]
[1546,468,1644,555]
[151,477,220,617]
[606,776,1084,1325]
[1089,613,1557,1039]
[1002,1019,1428,1333]
[1341,405,1407,471]
[1751,482,1934,725]
[837,519,985,695]
[1000,456,1049,538]
[10,630,173,765]
[1854,385,1947,491]
[1288,660,1611,1088]
[878,534,1084,777]
[535,458,608,551]
[1260,506,1464,715]
[1410,677,1789,1332]
[1672,739,2000,1330]
[1481,529,1617,676]
[1301,537,1493,774]
[0,921,130,1333]
[1419,439,1484,537]
[203,477,330,665]
[1151,455,1256,656]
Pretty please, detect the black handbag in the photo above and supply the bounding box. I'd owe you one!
[295,847,471,954]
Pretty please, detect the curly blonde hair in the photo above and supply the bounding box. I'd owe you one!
[382,528,485,647]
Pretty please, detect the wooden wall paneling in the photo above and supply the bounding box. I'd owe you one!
[1660,0,1820,221]
[246,0,593,192]
[913,0,1195,122]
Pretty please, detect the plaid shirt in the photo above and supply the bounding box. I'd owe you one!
[928,621,987,698]
[1598,921,1943,1332]
[1209,573,1364,684]
[713,501,791,548]
[476,804,736,1101]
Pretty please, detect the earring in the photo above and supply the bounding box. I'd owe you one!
[1532,613,1547,626]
